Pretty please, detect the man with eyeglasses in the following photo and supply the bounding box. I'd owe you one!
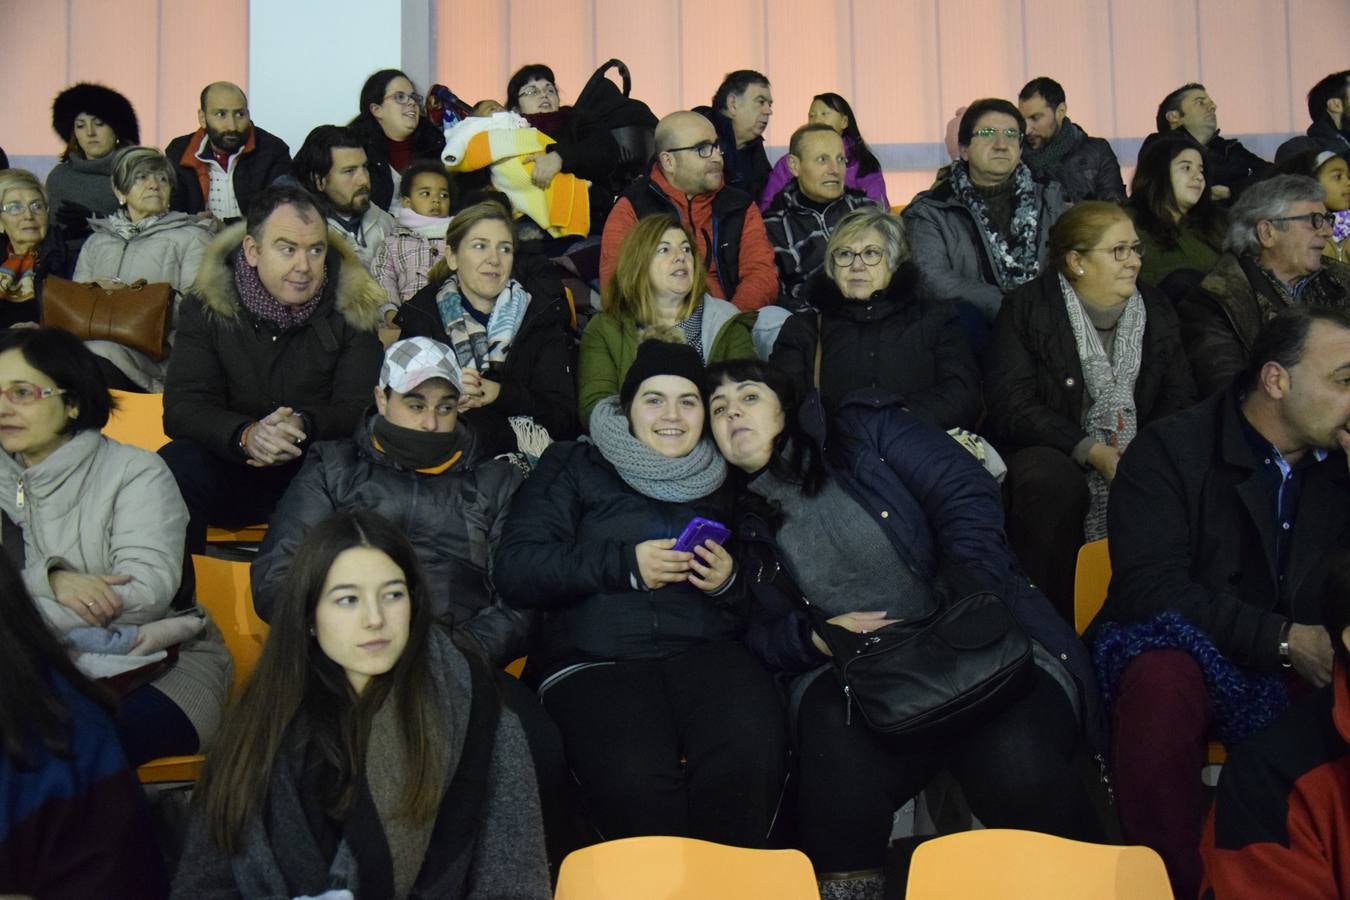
[1017,76,1125,203]
[1180,174,1350,396]
[164,82,291,222]
[600,110,778,311]
[762,124,876,310]
[1140,83,1270,202]
[903,98,1068,345]
[290,125,395,274]
[698,70,774,199]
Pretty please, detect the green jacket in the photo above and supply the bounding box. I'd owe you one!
[578,295,757,425]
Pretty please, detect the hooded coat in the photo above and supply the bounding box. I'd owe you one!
[162,223,384,461]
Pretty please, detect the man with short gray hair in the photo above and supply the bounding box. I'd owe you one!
[1179,174,1350,395]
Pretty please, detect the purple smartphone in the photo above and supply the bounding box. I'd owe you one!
[672,517,731,553]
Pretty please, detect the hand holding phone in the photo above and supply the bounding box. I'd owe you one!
[671,517,730,553]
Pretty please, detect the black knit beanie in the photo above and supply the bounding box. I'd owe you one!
[620,338,706,410]
[51,83,140,145]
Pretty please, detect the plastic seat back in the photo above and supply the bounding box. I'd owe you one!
[1073,538,1111,635]
[554,836,819,900]
[906,828,1171,899]
[102,390,169,451]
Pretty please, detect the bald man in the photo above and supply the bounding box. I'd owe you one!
[600,110,778,311]
[165,81,292,221]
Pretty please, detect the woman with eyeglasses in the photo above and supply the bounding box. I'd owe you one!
[758,92,889,212]
[72,147,217,392]
[0,169,73,329]
[0,327,230,767]
[985,201,1196,620]
[1127,136,1228,300]
[505,64,621,233]
[579,213,756,423]
[349,69,448,212]
[768,207,980,429]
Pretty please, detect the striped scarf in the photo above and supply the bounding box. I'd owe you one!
[433,275,530,374]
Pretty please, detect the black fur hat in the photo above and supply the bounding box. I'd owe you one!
[51,83,140,145]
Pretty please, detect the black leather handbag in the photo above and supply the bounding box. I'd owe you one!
[804,584,1035,745]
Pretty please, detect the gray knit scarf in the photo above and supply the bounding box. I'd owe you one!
[1059,273,1145,540]
[587,396,726,502]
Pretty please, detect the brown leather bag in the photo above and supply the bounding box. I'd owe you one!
[41,276,173,361]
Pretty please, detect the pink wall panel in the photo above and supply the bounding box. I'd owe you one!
[157,0,249,144]
[762,0,849,149]
[436,0,510,106]
[67,0,161,147]
[1198,0,1293,135]
[849,0,942,146]
[1110,0,1199,138]
[678,0,765,112]
[935,0,1025,123]
[593,0,682,120]
[8,3,71,155]
[1288,0,1350,125]
[7,0,1350,200]
[506,0,595,106]
[1022,0,1116,139]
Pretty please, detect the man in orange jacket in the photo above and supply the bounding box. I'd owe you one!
[600,110,778,311]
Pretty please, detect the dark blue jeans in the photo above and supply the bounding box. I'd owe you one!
[115,683,198,767]
[159,439,302,554]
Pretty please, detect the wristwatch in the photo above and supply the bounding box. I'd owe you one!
[1278,621,1293,669]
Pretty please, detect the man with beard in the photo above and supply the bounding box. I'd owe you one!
[600,110,778,311]
[290,125,395,273]
[165,82,291,222]
[1017,76,1124,203]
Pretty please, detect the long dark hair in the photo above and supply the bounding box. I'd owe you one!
[196,511,447,851]
[1128,136,1227,251]
[348,69,444,165]
[812,92,881,177]
[0,549,115,766]
[704,358,829,529]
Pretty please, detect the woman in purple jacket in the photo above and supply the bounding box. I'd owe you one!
[759,93,889,211]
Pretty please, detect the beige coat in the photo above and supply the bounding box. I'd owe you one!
[0,429,230,744]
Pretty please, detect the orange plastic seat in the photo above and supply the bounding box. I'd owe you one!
[554,836,818,900]
[102,390,169,452]
[137,555,268,784]
[906,828,1171,898]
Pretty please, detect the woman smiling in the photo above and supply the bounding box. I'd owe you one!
[395,199,577,457]
[494,340,787,847]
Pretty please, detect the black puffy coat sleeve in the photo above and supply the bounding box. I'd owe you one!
[493,443,639,608]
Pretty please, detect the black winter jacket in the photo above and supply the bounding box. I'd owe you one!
[770,264,981,430]
[984,270,1197,454]
[394,261,579,454]
[1178,253,1350,397]
[735,391,1107,753]
[700,107,771,200]
[250,414,528,665]
[1097,387,1350,669]
[1138,129,1271,198]
[165,126,292,219]
[1025,120,1125,203]
[493,441,742,681]
[163,224,384,461]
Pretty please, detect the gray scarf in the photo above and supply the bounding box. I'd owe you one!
[1059,273,1145,540]
[587,397,726,502]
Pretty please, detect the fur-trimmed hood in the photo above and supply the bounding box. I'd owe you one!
[189,222,385,331]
